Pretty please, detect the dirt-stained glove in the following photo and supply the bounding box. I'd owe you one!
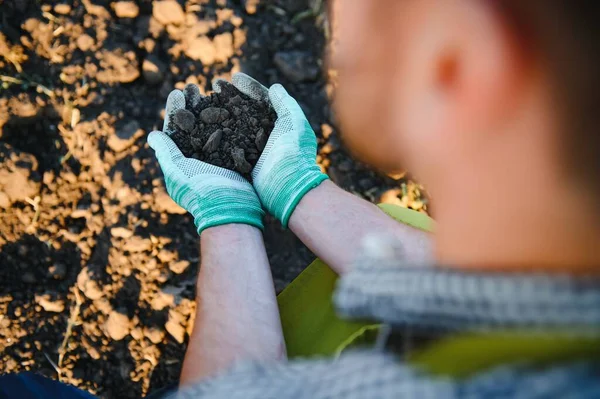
[148,84,264,235]
[228,73,329,228]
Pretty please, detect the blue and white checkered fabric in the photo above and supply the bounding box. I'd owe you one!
[170,265,600,398]
[335,266,600,332]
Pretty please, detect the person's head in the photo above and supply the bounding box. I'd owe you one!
[332,1,600,269]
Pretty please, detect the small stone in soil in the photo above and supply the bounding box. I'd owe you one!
[173,109,195,132]
[54,4,71,14]
[202,130,222,153]
[77,34,94,51]
[144,327,165,344]
[123,236,152,253]
[77,268,104,300]
[165,318,185,344]
[35,294,65,313]
[105,311,131,341]
[200,107,230,124]
[231,148,252,174]
[111,227,133,239]
[152,1,185,26]
[169,260,190,274]
[244,0,259,14]
[228,95,242,106]
[113,1,139,18]
[255,128,267,151]
[185,36,216,65]
[191,137,204,151]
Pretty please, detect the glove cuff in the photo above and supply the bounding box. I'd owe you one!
[196,213,264,235]
[179,181,265,235]
[274,168,329,228]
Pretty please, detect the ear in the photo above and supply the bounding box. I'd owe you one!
[432,1,526,142]
[384,0,531,189]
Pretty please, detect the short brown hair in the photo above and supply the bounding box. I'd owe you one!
[500,1,599,193]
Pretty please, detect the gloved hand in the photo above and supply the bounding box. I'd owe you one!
[148,83,264,235]
[229,73,329,228]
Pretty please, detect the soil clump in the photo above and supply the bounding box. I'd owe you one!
[169,82,276,180]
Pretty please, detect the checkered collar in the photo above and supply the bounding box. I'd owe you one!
[334,263,600,333]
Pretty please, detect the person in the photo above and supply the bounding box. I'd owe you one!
[1,1,598,398]
[144,0,600,397]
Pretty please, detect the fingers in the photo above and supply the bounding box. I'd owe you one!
[183,84,202,109]
[231,72,269,101]
[212,78,227,94]
[148,130,184,169]
[268,84,304,117]
[149,131,248,183]
[215,74,269,102]
[178,157,249,183]
[164,90,186,134]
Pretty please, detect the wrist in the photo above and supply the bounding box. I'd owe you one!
[255,166,328,228]
[288,179,334,228]
[194,202,264,235]
[277,170,329,228]
[196,214,264,235]
[179,183,264,235]
[201,222,263,241]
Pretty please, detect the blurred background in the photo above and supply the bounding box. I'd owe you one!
[0,0,427,397]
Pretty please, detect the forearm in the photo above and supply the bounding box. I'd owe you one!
[180,224,285,386]
[289,180,433,274]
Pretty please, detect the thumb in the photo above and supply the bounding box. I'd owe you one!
[163,90,185,134]
[148,130,184,169]
[268,84,305,118]
[231,73,269,101]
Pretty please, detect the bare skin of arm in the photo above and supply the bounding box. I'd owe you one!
[289,180,433,275]
[179,224,286,386]
[180,181,431,384]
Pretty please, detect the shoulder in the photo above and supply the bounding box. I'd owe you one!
[169,353,600,399]
[170,351,454,399]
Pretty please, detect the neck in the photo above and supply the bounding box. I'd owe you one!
[433,121,600,274]
[435,192,600,274]
[432,77,600,274]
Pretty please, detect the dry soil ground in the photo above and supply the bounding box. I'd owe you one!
[0,0,427,397]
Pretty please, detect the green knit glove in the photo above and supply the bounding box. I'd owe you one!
[148,85,264,234]
[230,73,329,227]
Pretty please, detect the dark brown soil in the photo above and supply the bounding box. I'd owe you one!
[169,81,276,180]
[0,0,428,398]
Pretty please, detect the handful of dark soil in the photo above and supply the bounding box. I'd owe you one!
[169,82,276,181]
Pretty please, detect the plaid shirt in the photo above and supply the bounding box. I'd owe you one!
[170,264,600,398]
